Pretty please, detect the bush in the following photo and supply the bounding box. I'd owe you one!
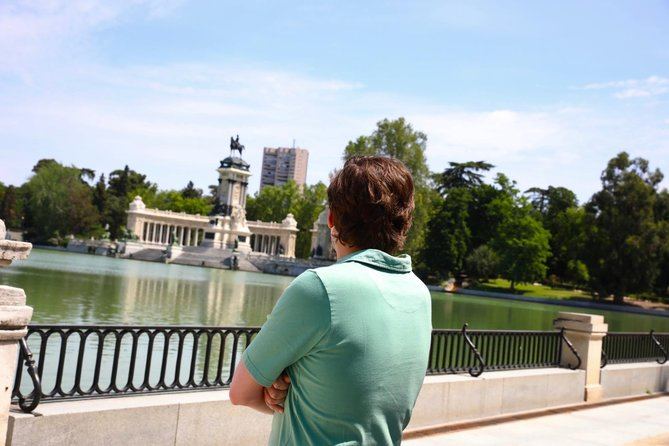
[565,259,589,286]
[465,245,499,283]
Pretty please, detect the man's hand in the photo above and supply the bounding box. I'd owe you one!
[263,373,291,413]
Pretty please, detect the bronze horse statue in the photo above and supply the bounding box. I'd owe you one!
[230,135,245,157]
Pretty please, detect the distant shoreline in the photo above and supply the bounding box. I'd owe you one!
[445,287,669,319]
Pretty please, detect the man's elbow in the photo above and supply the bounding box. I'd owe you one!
[229,385,247,406]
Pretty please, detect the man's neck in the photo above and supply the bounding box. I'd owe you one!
[335,244,361,260]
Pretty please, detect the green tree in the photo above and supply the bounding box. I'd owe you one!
[421,188,471,279]
[292,183,328,258]
[654,191,669,297]
[526,186,586,283]
[22,161,99,244]
[31,159,59,173]
[343,117,433,256]
[584,152,665,303]
[246,180,327,258]
[489,176,551,291]
[436,161,494,194]
[465,245,499,283]
[467,182,509,250]
[149,190,213,215]
[92,174,107,214]
[181,181,203,199]
[246,181,302,222]
[550,207,589,285]
[106,166,157,239]
[0,184,24,229]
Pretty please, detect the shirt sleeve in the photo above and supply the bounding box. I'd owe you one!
[242,270,331,387]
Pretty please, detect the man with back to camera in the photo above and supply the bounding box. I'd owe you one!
[230,156,432,445]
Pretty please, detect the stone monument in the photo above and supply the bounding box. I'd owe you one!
[202,135,252,252]
[310,207,335,260]
[0,219,34,444]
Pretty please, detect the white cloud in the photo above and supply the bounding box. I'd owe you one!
[6,60,660,202]
[411,110,565,160]
[0,1,667,202]
[0,0,183,77]
[581,76,669,99]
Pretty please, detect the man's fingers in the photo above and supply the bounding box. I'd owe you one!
[264,391,284,413]
[282,374,291,384]
[272,380,289,391]
[267,386,287,400]
[264,393,284,405]
[265,402,284,413]
[267,387,286,399]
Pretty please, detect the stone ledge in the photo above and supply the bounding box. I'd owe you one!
[4,368,588,446]
[10,389,232,418]
[601,362,668,399]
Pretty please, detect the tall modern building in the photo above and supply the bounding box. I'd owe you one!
[260,147,309,190]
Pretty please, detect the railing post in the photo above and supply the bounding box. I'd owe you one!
[0,219,33,446]
[553,312,608,403]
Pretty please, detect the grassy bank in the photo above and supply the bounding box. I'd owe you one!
[468,279,668,311]
[470,279,593,300]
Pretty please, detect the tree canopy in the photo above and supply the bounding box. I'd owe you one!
[246,180,327,258]
[343,117,435,257]
[584,152,666,303]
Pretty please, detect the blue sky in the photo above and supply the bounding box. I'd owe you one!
[1,0,668,200]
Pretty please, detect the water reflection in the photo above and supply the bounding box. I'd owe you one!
[2,249,668,332]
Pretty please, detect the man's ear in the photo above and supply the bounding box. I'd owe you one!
[327,210,334,229]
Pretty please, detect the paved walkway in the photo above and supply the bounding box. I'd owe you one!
[405,396,669,446]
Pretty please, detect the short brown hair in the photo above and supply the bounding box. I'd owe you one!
[327,156,415,254]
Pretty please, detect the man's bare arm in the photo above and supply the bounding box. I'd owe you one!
[229,361,274,414]
[230,362,291,414]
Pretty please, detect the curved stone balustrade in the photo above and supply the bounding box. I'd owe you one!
[0,218,34,443]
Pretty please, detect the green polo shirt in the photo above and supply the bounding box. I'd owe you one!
[242,248,432,445]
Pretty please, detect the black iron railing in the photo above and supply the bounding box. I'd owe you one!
[427,325,580,376]
[601,331,669,368]
[7,323,589,413]
[13,325,259,412]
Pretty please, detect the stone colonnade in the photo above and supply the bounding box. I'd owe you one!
[247,217,298,258]
[126,197,299,257]
[139,222,203,247]
[126,196,209,248]
[249,233,284,255]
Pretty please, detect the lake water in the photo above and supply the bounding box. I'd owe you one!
[3,249,669,332]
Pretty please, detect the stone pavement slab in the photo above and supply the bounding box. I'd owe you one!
[404,396,669,446]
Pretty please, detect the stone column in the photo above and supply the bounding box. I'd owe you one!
[0,219,33,445]
[185,228,192,247]
[553,312,608,402]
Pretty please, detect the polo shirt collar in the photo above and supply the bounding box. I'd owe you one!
[337,248,412,273]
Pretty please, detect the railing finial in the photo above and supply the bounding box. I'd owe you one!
[650,330,668,365]
[17,337,42,413]
[559,328,582,370]
[461,324,486,377]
